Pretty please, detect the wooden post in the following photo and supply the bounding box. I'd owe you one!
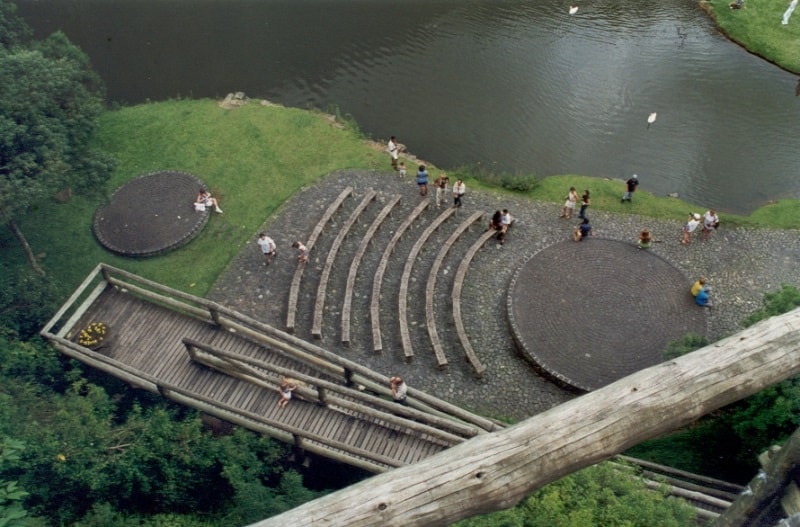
[208,302,222,326]
[714,426,800,527]
[247,308,800,527]
[317,386,328,406]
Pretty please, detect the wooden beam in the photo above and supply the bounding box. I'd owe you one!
[249,308,800,527]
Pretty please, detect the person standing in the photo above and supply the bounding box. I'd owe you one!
[578,190,591,220]
[702,210,719,240]
[433,173,449,208]
[621,174,639,203]
[560,187,579,218]
[257,233,277,265]
[389,376,408,405]
[387,136,399,170]
[681,213,701,245]
[453,179,466,208]
[416,165,429,196]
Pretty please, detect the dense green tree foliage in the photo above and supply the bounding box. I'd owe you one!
[0,332,322,525]
[0,0,29,48]
[0,1,115,274]
[631,285,800,482]
[453,463,696,527]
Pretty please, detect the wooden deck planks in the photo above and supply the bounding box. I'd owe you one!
[55,280,460,470]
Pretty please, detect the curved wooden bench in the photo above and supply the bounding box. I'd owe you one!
[425,211,484,368]
[286,187,353,333]
[312,191,377,339]
[399,207,456,361]
[371,199,430,353]
[451,229,497,376]
[341,195,402,346]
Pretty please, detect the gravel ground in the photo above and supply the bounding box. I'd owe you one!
[209,169,800,422]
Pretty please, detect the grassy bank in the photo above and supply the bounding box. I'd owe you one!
[702,0,800,73]
[7,99,383,297]
[5,99,798,302]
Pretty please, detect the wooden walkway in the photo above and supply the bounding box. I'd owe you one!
[41,264,500,474]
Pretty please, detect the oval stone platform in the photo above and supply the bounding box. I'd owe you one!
[507,238,707,392]
[94,171,210,257]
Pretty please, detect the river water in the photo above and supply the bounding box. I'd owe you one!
[16,0,800,214]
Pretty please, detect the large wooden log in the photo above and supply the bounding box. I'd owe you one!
[250,308,800,527]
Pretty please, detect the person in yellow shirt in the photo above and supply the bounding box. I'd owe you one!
[691,277,707,297]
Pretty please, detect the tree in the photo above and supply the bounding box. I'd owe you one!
[250,307,800,527]
[0,2,115,274]
[455,463,695,527]
[0,1,29,49]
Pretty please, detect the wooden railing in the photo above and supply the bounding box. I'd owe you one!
[42,263,501,434]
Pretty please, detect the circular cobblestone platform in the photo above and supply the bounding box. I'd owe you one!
[508,238,708,392]
[94,171,210,257]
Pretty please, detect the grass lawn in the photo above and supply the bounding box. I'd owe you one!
[7,99,384,298]
[702,0,800,73]
[5,98,799,303]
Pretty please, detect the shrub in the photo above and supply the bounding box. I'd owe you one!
[662,334,708,361]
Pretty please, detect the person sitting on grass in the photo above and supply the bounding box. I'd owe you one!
[196,188,223,213]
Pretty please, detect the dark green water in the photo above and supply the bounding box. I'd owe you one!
[17,0,800,214]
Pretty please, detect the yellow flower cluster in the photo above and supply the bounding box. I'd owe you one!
[78,322,107,347]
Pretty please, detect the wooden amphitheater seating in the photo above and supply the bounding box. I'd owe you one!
[286,187,353,333]
[425,211,484,369]
[312,191,376,339]
[451,229,498,376]
[371,199,430,353]
[399,207,457,361]
[341,195,402,346]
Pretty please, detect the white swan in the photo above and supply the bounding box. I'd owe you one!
[647,112,657,124]
[569,6,579,14]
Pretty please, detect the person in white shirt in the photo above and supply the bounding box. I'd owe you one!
[702,210,719,240]
[498,209,513,244]
[387,136,399,170]
[681,213,701,245]
[389,376,408,405]
[257,233,277,265]
[453,179,466,208]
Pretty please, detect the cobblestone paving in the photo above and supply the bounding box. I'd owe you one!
[209,169,800,422]
[508,239,707,392]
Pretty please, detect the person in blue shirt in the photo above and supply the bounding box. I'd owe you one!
[578,218,592,240]
[416,165,429,196]
[695,287,712,307]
